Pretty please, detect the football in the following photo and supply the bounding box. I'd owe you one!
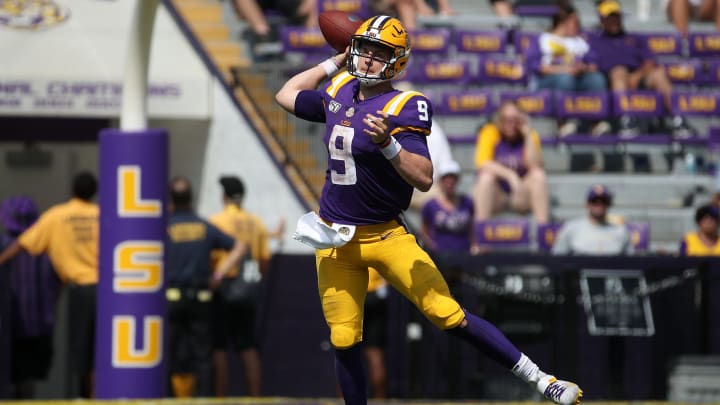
[318,10,363,53]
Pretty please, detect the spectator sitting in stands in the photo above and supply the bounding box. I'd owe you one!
[552,184,634,255]
[420,160,478,254]
[473,100,549,225]
[589,0,696,138]
[526,1,610,136]
[231,0,317,57]
[679,203,720,255]
[666,0,720,38]
[373,0,455,30]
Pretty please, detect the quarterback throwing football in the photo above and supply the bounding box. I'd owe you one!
[275,14,582,405]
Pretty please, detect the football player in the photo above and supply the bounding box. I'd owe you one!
[275,15,582,405]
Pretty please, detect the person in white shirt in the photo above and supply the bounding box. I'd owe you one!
[552,184,634,255]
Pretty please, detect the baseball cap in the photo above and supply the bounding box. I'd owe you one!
[695,203,719,224]
[437,160,461,178]
[219,176,245,198]
[0,196,39,235]
[587,184,613,204]
[597,0,621,17]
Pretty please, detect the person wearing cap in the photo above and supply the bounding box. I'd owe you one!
[0,172,98,397]
[0,196,59,398]
[474,99,550,226]
[588,0,696,138]
[666,0,720,38]
[421,160,478,253]
[679,203,720,255]
[551,184,634,255]
[209,175,279,397]
[165,176,246,398]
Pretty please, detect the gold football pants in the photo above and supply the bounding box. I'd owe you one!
[316,220,465,349]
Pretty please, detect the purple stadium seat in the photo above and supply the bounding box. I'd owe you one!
[410,29,452,56]
[634,32,683,58]
[408,59,473,84]
[689,32,720,58]
[317,0,370,18]
[437,90,495,116]
[664,59,707,85]
[280,27,332,53]
[626,222,650,251]
[612,91,664,117]
[476,56,527,85]
[513,4,558,16]
[704,60,720,86]
[499,90,554,117]
[475,218,530,247]
[454,30,508,54]
[670,91,720,116]
[537,223,562,252]
[514,31,540,55]
[555,91,610,120]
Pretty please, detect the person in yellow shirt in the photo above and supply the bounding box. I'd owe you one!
[679,203,720,256]
[473,100,550,225]
[0,172,99,398]
[210,176,280,397]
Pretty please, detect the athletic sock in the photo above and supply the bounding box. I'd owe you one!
[334,345,367,405]
[511,352,547,384]
[447,311,522,369]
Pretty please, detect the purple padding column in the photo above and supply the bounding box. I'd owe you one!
[96,128,168,399]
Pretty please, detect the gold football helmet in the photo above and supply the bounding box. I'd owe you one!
[348,15,411,86]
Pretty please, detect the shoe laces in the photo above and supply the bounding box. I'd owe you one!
[543,378,568,402]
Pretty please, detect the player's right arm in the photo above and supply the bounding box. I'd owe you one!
[275,49,349,114]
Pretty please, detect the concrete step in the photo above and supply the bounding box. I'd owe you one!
[189,22,231,41]
[174,0,223,24]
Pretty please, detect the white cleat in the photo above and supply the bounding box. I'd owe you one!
[537,375,583,405]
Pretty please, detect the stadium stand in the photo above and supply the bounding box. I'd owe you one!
[214,0,720,252]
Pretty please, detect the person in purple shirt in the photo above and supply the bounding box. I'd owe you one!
[420,160,478,254]
[275,14,582,405]
[589,0,696,138]
[0,196,60,398]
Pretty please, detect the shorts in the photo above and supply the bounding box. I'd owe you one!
[362,290,388,348]
[212,277,258,351]
[67,284,96,376]
[168,291,213,373]
[11,335,53,383]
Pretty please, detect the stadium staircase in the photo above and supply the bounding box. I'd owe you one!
[167,0,324,211]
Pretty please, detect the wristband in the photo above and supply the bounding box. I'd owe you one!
[380,137,402,160]
[375,136,391,148]
[319,58,340,77]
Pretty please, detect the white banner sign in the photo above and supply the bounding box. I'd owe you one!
[0,78,209,118]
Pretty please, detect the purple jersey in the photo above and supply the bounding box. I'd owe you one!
[295,72,432,225]
[421,195,474,252]
[587,31,654,74]
[1,234,59,338]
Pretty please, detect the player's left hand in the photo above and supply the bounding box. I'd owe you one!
[363,110,390,145]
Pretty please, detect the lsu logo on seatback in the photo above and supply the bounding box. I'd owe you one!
[118,165,161,217]
[113,241,163,293]
[112,316,162,368]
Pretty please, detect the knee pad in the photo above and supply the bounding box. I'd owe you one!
[330,325,361,349]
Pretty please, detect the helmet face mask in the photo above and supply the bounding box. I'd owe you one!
[348,15,410,86]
